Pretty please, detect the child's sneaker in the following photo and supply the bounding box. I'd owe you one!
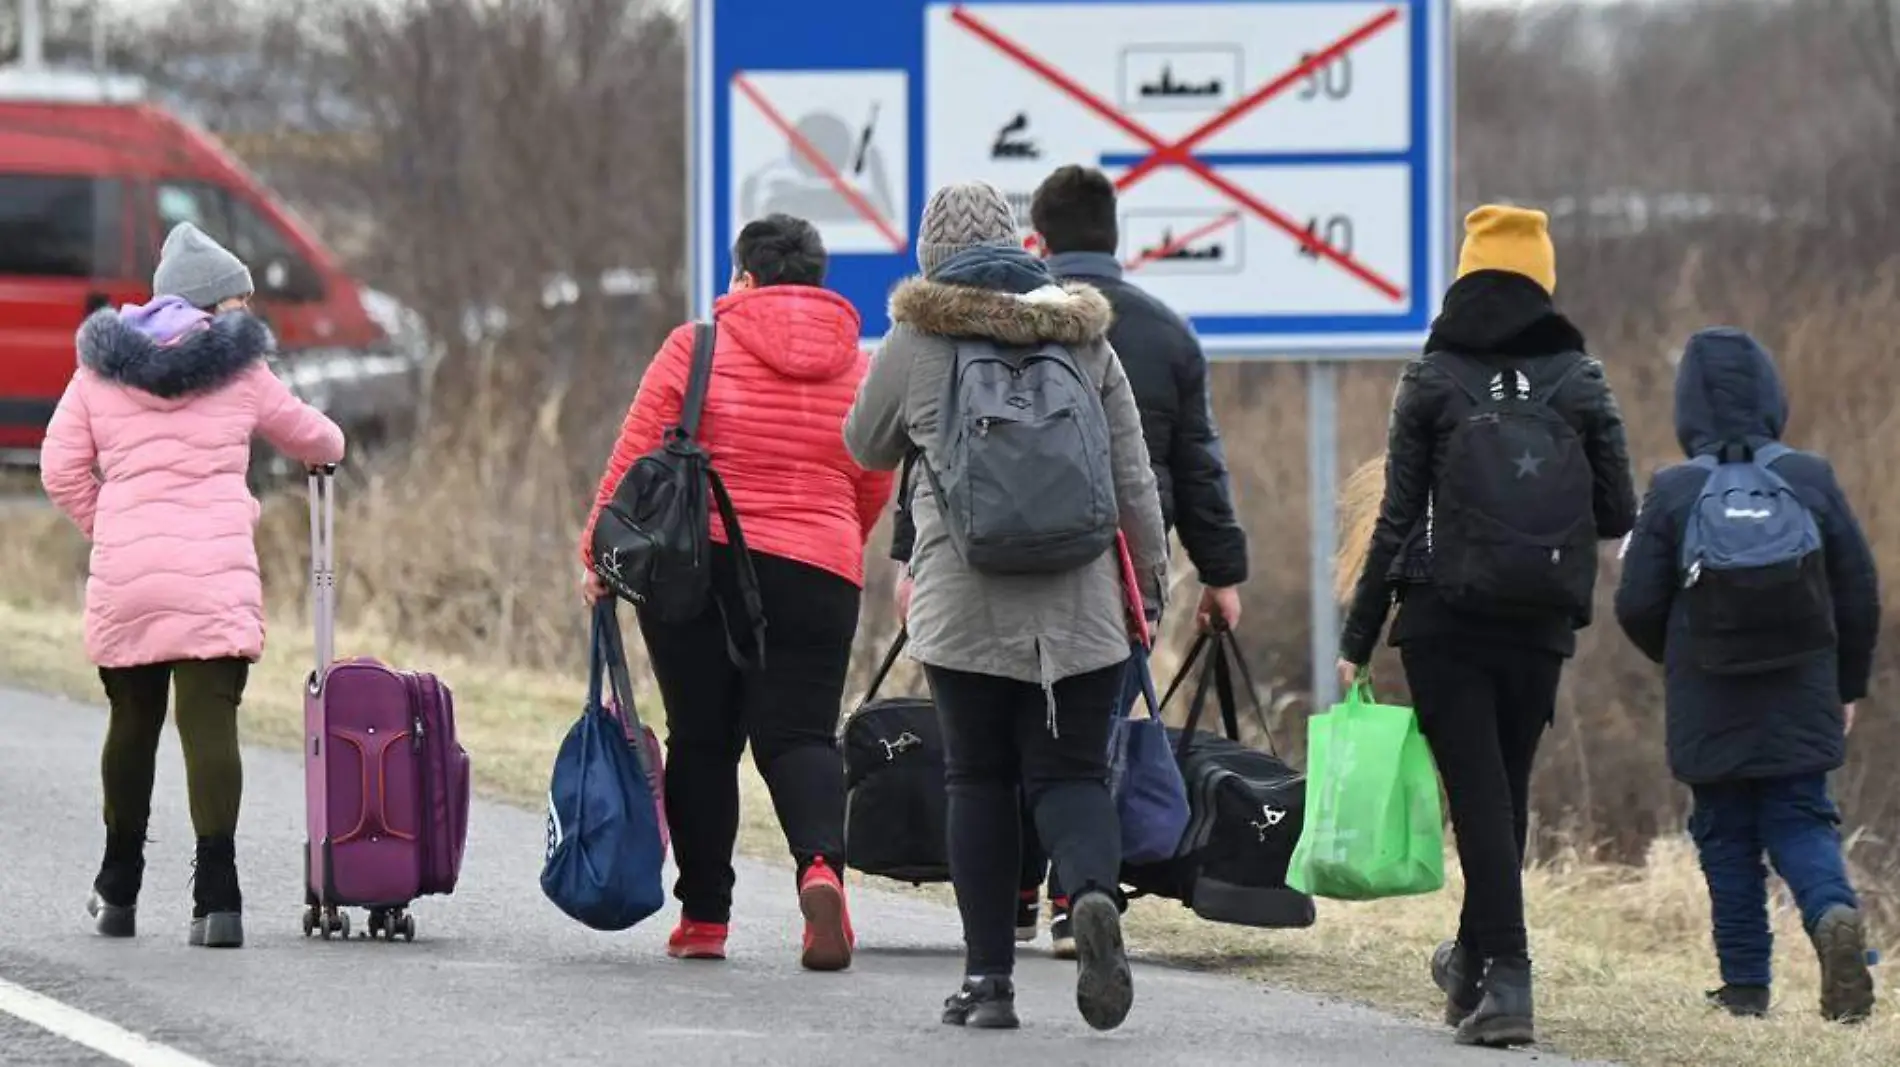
[1015,890,1040,943]
[798,857,854,972]
[1705,984,1770,1018]
[667,919,729,960]
[1813,905,1876,1023]
[1049,896,1075,960]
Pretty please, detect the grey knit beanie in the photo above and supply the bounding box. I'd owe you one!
[153,222,254,309]
[917,180,1020,276]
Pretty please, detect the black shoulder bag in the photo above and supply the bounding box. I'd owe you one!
[589,321,767,668]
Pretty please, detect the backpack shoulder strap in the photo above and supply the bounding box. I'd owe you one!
[680,320,718,439]
[1424,350,1487,405]
[1535,353,1592,405]
[1752,441,1795,468]
[703,465,768,670]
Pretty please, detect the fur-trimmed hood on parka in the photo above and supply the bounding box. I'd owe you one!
[887,245,1114,348]
[76,306,274,401]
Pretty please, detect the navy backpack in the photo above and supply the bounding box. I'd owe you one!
[540,601,668,930]
[1680,441,1837,674]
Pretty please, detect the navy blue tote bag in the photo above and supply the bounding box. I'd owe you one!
[1107,642,1191,865]
[540,601,667,930]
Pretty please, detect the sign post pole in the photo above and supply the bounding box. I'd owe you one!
[1307,358,1341,712]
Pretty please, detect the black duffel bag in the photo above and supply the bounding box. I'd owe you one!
[1121,630,1316,930]
[842,631,950,885]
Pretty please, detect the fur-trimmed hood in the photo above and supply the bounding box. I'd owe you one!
[888,277,1113,347]
[76,307,274,400]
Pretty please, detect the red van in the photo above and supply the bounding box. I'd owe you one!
[0,71,421,467]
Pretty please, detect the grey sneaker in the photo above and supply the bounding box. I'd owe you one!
[1070,892,1133,1032]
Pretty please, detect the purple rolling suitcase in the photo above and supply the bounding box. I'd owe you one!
[302,466,471,941]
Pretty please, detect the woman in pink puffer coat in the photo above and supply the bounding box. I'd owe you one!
[40,222,345,950]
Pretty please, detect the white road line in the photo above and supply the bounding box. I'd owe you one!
[0,976,219,1067]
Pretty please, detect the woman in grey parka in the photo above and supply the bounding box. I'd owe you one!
[845,180,1169,1033]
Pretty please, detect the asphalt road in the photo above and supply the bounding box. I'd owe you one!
[0,686,1598,1067]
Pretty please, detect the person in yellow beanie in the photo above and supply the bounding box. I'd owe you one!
[1333,203,1637,1048]
[1455,205,1557,295]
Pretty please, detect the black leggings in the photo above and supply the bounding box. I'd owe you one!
[1398,638,1560,962]
[926,660,1126,977]
[639,546,860,925]
[98,658,250,840]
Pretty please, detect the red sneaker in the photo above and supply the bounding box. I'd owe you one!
[666,919,729,960]
[798,857,854,972]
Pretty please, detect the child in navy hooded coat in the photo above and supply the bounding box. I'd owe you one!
[1614,327,1880,1023]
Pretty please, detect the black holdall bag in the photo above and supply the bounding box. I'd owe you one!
[841,630,949,885]
[589,320,767,667]
[1427,351,1599,621]
[1120,629,1316,930]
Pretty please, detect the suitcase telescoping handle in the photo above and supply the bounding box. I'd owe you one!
[307,464,339,687]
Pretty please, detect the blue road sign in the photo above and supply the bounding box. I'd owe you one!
[691,0,1452,356]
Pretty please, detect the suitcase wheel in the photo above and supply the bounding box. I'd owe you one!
[367,907,417,942]
[307,907,349,940]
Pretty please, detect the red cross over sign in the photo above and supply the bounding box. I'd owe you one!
[924,0,1449,355]
[946,3,1404,300]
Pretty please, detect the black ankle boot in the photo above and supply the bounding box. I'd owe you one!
[1812,905,1876,1023]
[1455,955,1535,1048]
[1431,940,1483,1027]
[87,831,146,938]
[1705,984,1770,1018]
[189,836,243,948]
[942,976,1020,1029]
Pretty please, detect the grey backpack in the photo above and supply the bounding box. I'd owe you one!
[1679,441,1836,673]
[920,337,1118,575]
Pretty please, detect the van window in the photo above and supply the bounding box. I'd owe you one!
[155,182,233,245]
[0,175,122,279]
[155,181,321,302]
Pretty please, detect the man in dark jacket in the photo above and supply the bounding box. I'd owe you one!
[1335,205,1638,1048]
[888,164,1249,957]
[1614,327,1879,1024]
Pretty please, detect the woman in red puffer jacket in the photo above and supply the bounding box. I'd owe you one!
[580,214,892,973]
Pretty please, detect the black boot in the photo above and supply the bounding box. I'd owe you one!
[1431,940,1483,1027]
[188,836,244,948]
[1705,984,1770,1018]
[942,976,1020,1029]
[1454,955,1535,1048]
[1812,905,1876,1024]
[87,831,146,938]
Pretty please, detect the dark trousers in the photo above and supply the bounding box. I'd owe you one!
[639,547,859,925]
[1017,658,1141,906]
[926,660,1126,977]
[1690,773,1860,988]
[98,658,251,840]
[1399,638,1560,961]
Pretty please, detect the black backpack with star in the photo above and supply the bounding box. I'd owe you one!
[1426,351,1597,620]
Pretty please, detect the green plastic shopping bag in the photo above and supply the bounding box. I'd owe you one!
[1287,679,1446,901]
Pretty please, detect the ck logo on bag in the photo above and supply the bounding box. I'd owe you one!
[544,791,564,862]
[1251,804,1288,841]
[880,732,922,761]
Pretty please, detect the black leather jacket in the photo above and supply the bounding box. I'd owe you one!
[1339,272,1639,663]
